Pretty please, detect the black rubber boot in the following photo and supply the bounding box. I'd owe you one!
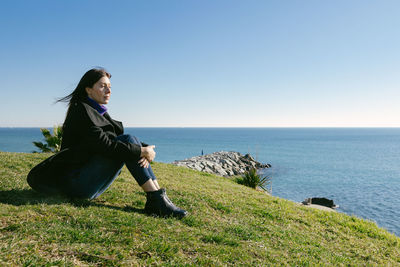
[145,188,187,218]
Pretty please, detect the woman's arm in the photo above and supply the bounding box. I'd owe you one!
[85,125,142,161]
[67,101,152,162]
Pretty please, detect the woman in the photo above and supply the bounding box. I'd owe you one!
[27,68,187,218]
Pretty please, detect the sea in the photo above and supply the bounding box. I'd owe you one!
[1,127,399,237]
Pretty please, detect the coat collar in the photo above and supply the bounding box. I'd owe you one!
[70,99,123,135]
[79,100,112,127]
[80,99,124,133]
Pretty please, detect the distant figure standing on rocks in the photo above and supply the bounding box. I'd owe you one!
[27,68,187,218]
[201,149,204,156]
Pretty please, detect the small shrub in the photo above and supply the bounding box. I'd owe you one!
[33,125,63,153]
[236,168,271,192]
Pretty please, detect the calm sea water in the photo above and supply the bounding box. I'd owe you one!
[1,127,399,236]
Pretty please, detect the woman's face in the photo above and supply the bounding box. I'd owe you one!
[85,76,111,105]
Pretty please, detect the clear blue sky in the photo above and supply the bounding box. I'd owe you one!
[1,0,399,127]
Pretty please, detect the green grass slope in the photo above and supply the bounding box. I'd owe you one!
[0,152,399,266]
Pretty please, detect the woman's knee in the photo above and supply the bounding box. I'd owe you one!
[116,134,141,145]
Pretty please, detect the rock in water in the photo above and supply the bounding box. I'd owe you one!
[302,197,339,209]
[172,151,271,177]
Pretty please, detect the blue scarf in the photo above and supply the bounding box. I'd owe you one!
[87,97,107,116]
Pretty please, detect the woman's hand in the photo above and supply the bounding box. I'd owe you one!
[138,157,150,168]
[140,145,156,162]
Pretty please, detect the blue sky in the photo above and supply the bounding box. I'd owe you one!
[1,0,399,127]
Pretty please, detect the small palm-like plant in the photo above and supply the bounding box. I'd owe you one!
[236,168,271,193]
[33,125,63,153]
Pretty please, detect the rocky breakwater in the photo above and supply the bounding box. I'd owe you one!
[172,151,271,177]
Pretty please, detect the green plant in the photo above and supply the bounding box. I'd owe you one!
[236,168,271,192]
[33,125,63,153]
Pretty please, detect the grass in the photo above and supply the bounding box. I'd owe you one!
[0,151,399,266]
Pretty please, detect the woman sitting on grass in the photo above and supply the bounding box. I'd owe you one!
[28,68,187,218]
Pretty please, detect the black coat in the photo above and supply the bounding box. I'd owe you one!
[27,99,142,194]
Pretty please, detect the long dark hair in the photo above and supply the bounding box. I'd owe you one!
[56,68,111,105]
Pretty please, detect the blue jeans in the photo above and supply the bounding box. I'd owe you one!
[63,134,157,199]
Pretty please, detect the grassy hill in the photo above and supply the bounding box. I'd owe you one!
[0,151,399,266]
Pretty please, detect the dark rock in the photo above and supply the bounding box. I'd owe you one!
[302,197,339,209]
[244,154,255,161]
